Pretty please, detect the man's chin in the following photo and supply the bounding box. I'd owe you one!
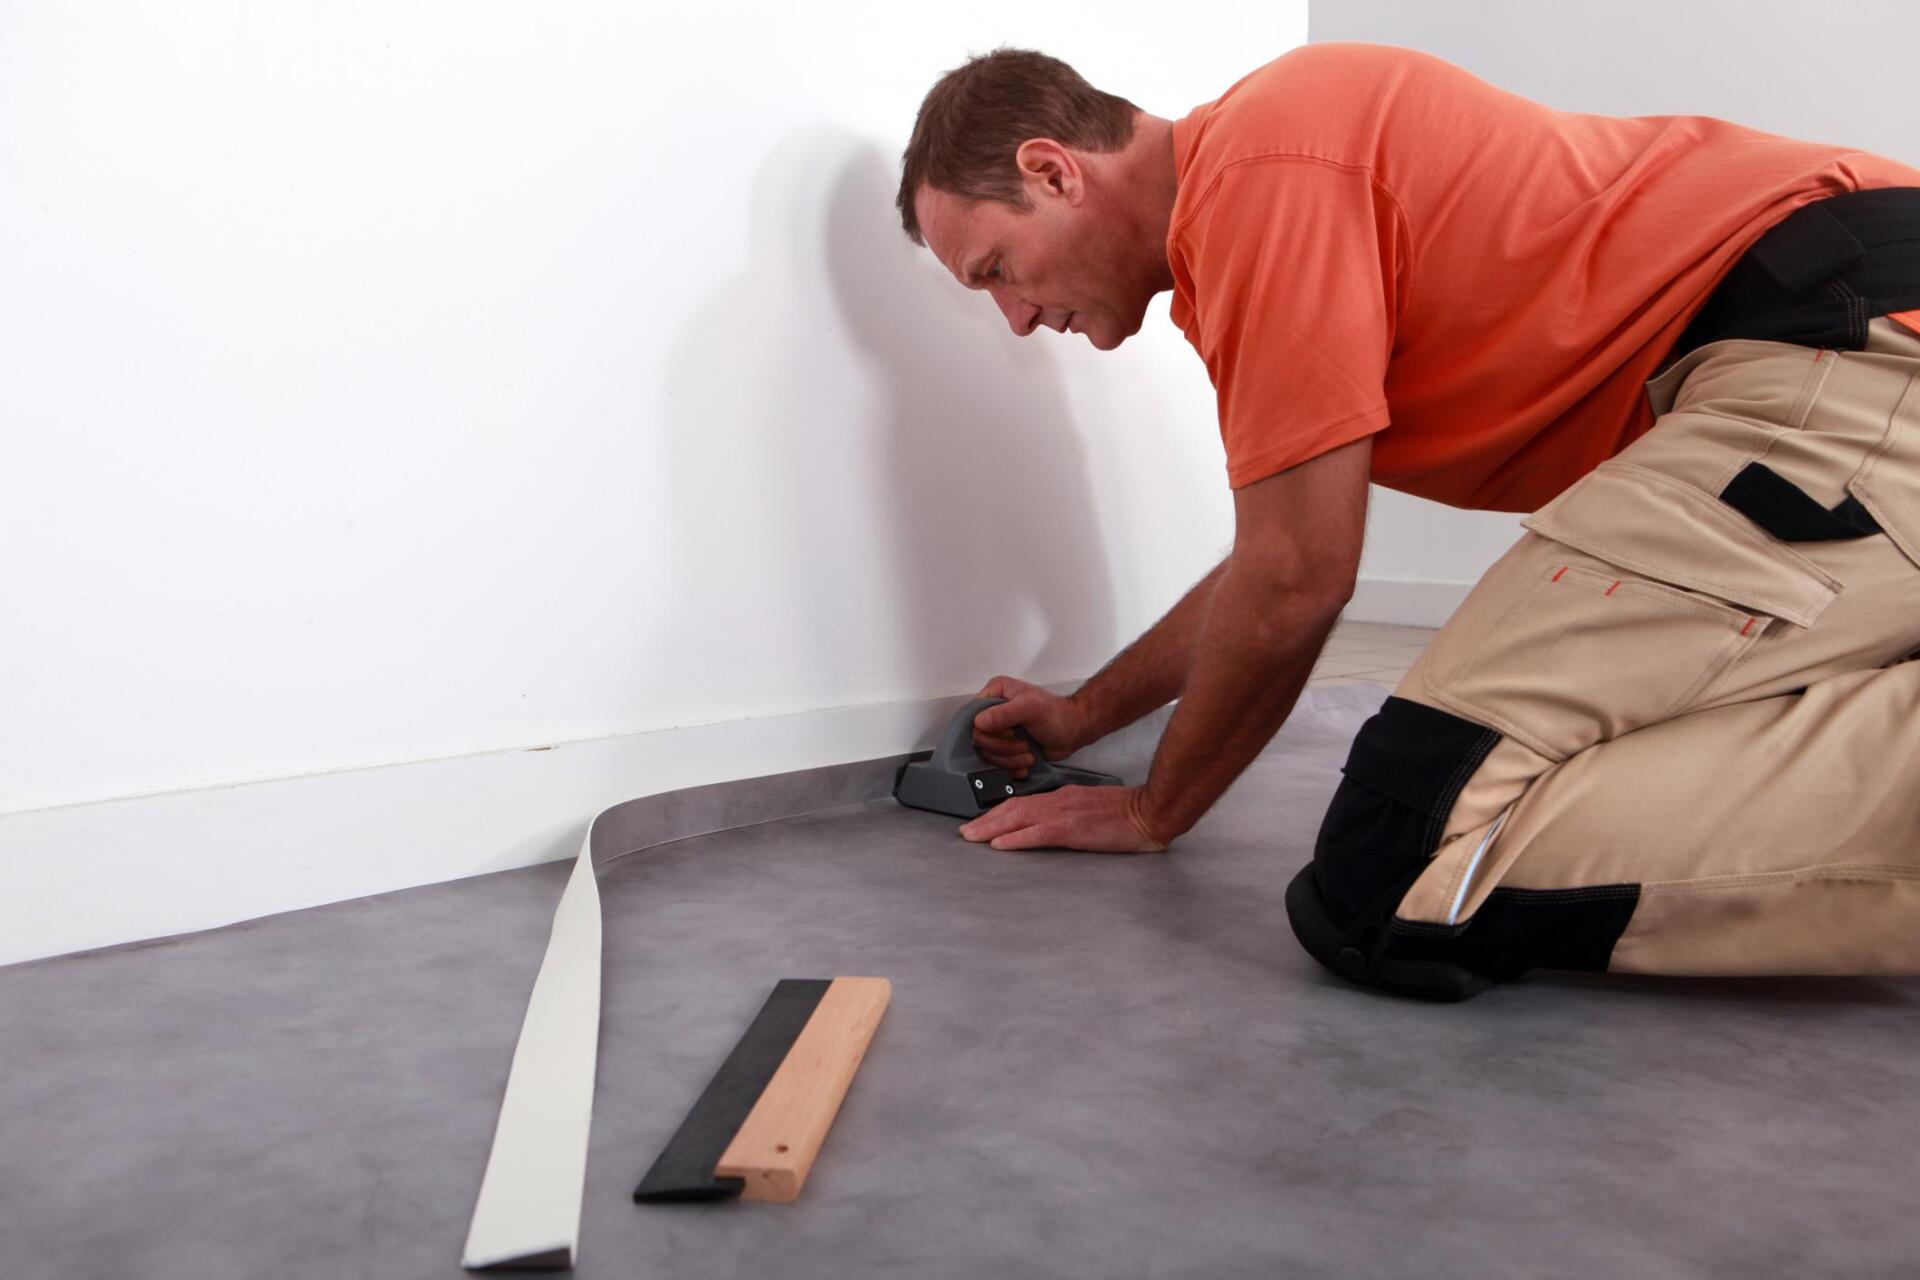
[1084,321,1136,351]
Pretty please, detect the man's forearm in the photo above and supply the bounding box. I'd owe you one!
[1070,554,1231,743]
[1132,559,1344,844]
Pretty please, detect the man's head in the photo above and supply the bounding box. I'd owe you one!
[897,49,1174,351]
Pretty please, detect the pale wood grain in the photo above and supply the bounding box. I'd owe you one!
[715,976,891,1203]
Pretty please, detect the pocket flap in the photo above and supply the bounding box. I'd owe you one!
[1521,461,1841,627]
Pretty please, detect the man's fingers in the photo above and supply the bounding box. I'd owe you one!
[973,695,1038,736]
[973,726,1036,770]
[957,786,1158,856]
[972,729,1027,754]
[975,676,1016,701]
[958,796,1032,842]
[972,703,1013,735]
[989,822,1069,852]
[975,744,1035,770]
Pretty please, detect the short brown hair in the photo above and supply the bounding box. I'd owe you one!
[896,48,1139,245]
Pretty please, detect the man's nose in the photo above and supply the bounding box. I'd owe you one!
[990,287,1040,337]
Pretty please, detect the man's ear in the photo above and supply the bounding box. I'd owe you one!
[1014,138,1083,205]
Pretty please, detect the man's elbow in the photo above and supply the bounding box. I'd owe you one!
[1230,554,1354,630]
[1297,574,1355,629]
[1316,563,1360,612]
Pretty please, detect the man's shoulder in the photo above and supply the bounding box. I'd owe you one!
[1175,42,1472,220]
[1176,45,1430,229]
[1181,44,1424,185]
[1210,41,1453,119]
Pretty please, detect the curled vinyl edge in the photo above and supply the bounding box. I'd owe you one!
[459,688,1203,1269]
[460,750,916,1270]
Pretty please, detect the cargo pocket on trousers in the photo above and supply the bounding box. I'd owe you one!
[1420,460,1842,762]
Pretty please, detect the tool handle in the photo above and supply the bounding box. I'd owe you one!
[932,696,1061,782]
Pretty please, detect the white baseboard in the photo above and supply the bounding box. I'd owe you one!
[0,681,1082,967]
[1342,577,1474,628]
[0,580,1475,969]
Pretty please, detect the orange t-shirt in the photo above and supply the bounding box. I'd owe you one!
[1168,42,1920,510]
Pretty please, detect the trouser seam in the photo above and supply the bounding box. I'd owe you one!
[1422,729,1500,858]
[1829,277,1870,348]
[1639,863,1920,895]
[1738,350,1835,488]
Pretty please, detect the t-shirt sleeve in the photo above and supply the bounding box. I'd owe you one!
[1176,156,1402,488]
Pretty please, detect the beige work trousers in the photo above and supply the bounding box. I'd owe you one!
[1390,315,1920,976]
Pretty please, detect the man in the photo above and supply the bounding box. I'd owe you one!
[898,42,1920,999]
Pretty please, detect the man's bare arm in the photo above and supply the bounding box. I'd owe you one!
[1069,555,1230,743]
[1131,435,1373,844]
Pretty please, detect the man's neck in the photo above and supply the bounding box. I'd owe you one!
[1109,112,1180,294]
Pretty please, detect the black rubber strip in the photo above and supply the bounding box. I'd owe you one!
[632,978,832,1203]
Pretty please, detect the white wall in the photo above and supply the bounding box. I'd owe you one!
[19,2,1908,963]
[1,2,1312,960]
[0,1,1325,820]
[1313,0,1920,620]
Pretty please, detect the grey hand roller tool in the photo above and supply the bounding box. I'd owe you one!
[892,696,1123,818]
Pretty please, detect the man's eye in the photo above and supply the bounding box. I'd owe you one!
[986,262,1002,281]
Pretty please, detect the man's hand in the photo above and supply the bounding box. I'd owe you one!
[970,675,1098,780]
[956,784,1170,853]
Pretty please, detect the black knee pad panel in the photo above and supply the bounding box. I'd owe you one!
[1289,695,1640,1001]
[1311,697,1500,923]
[1289,697,1501,1001]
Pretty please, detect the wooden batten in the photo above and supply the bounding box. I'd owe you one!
[714,976,891,1202]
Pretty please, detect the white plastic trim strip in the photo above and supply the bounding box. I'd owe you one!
[461,837,603,1269]
[460,753,914,1270]
[1444,804,1513,927]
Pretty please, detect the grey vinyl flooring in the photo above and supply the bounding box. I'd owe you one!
[5,677,1919,1279]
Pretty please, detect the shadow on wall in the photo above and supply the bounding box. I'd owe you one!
[645,127,1116,721]
[827,138,1119,696]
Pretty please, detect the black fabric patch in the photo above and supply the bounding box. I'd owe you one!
[1295,698,1645,1002]
[1311,697,1501,924]
[1748,199,1866,293]
[1663,186,1920,366]
[1386,885,1641,980]
[632,978,832,1202]
[1720,461,1882,542]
